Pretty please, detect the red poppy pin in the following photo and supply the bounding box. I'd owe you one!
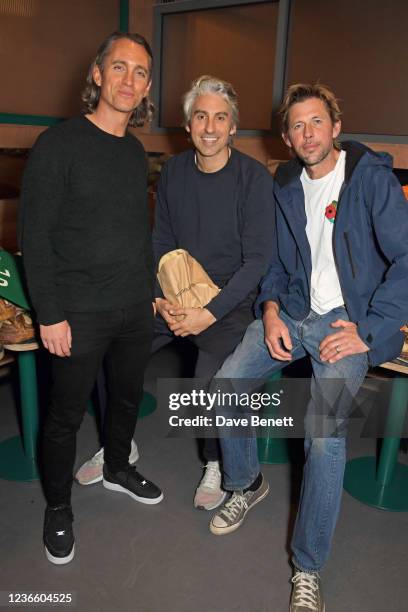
[325,200,338,224]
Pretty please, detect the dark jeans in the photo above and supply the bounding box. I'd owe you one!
[97,297,255,462]
[42,301,154,506]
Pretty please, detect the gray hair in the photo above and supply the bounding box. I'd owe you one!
[182,75,239,128]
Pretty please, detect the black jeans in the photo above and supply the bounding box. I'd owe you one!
[97,296,255,462]
[42,301,153,506]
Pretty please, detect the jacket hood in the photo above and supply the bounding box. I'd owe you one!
[274,140,393,188]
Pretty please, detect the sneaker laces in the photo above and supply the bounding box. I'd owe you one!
[291,571,319,610]
[219,492,247,521]
[46,505,73,532]
[200,462,221,490]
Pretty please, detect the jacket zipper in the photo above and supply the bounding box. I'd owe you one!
[332,182,351,316]
[343,231,356,278]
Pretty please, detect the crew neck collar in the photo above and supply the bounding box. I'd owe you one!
[82,115,129,140]
[192,147,234,176]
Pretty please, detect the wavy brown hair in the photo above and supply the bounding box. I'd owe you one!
[280,83,342,150]
[81,31,154,127]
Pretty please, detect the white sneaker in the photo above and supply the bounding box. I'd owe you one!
[75,439,139,486]
[194,461,227,511]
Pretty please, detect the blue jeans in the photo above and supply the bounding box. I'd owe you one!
[215,307,368,572]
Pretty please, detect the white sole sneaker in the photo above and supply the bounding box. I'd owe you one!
[78,473,102,486]
[75,441,139,486]
[210,480,269,536]
[3,340,39,351]
[102,478,164,505]
[195,490,227,511]
[45,543,75,565]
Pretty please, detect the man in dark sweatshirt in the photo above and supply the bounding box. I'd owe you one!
[75,75,275,511]
[19,32,163,566]
[152,75,275,509]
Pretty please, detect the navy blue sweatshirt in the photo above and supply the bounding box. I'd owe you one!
[153,148,275,320]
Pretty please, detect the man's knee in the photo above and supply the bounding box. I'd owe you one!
[43,412,84,445]
[216,319,265,378]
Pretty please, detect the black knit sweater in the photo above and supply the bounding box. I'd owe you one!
[19,116,153,325]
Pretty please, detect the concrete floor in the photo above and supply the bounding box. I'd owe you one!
[1,346,408,612]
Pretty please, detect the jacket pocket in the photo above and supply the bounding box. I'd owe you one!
[343,232,356,279]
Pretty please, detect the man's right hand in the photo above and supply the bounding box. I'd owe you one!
[155,298,178,327]
[40,320,72,357]
[263,302,293,361]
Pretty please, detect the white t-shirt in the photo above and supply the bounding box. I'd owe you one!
[301,150,346,315]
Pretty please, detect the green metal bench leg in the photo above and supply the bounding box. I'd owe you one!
[0,350,40,481]
[257,371,290,464]
[138,391,156,418]
[343,376,408,511]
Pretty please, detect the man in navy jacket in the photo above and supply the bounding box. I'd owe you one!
[209,83,408,612]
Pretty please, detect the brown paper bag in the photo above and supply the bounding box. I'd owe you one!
[157,249,220,319]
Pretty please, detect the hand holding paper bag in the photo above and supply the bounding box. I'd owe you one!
[157,249,220,308]
[156,249,220,334]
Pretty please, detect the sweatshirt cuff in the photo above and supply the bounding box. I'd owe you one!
[205,300,223,321]
[35,303,66,326]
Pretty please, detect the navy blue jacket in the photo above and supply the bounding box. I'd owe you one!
[255,141,408,367]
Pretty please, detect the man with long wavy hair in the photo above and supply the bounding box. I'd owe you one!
[19,31,163,565]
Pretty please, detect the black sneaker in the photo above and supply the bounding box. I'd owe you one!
[103,465,164,505]
[43,505,75,565]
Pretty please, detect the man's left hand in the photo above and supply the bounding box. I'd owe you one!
[319,319,369,364]
[168,307,216,337]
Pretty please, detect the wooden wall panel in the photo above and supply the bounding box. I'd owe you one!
[287,0,408,136]
[129,0,155,43]
[0,0,119,117]
[159,3,278,130]
[1,0,408,167]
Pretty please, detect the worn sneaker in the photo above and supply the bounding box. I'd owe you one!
[103,464,163,504]
[0,313,38,350]
[75,439,139,486]
[209,474,269,535]
[43,504,75,565]
[290,569,325,611]
[0,298,19,322]
[194,461,227,510]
